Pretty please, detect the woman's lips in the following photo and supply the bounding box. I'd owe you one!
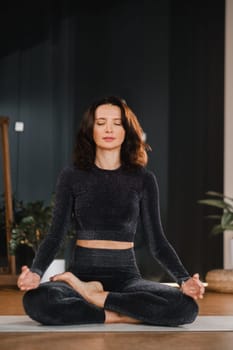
[103,137,115,141]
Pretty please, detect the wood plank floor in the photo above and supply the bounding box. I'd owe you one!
[1,287,233,350]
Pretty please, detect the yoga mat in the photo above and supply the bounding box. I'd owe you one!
[0,316,232,332]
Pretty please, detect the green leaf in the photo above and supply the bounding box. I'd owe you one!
[211,224,224,235]
[223,225,233,231]
[206,191,233,201]
[21,216,35,224]
[206,215,222,220]
[222,212,233,226]
[198,199,227,209]
[206,191,225,198]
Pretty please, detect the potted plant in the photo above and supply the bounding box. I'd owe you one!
[9,196,75,278]
[198,191,233,293]
[9,199,53,256]
[198,191,233,234]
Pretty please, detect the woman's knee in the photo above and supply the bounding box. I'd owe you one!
[23,288,41,317]
[23,288,40,313]
[23,285,55,324]
[180,295,199,324]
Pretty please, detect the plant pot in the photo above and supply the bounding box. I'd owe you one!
[206,269,233,293]
[40,259,65,283]
[230,239,233,267]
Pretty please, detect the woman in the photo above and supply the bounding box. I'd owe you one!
[18,96,204,326]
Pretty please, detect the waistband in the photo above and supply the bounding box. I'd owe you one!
[73,245,138,268]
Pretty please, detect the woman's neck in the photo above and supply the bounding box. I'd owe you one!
[95,150,121,170]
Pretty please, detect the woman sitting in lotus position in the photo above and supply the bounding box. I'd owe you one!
[17,96,204,325]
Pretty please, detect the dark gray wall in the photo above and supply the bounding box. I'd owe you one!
[0,1,169,211]
[0,0,170,277]
[0,0,224,279]
[168,0,224,277]
[73,0,170,216]
[0,15,75,202]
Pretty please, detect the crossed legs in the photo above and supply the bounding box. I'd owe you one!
[50,272,141,324]
[23,272,198,326]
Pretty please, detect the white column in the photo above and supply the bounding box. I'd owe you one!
[224,0,233,268]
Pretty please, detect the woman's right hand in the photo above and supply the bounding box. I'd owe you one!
[181,273,205,300]
[17,265,41,291]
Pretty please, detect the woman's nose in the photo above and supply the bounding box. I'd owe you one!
[105,122,113,132]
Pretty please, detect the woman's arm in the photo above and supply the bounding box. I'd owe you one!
[18,167,74,290]
[140,170,190,285]
[29,166,74,277]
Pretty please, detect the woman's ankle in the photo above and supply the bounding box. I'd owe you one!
[88,291,109,308]
[104,310,141,324]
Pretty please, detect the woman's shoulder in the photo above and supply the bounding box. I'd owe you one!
[125,166,158,190]
[136,166,156,180]
[57,164,86,181]
[137,167,159,191]
[59,164,76,176]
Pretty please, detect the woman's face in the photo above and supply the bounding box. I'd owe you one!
[93,104,126,151]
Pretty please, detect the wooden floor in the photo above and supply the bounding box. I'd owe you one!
[1,287,233,350]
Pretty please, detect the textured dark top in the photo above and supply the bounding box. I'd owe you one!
[30,164,190,285]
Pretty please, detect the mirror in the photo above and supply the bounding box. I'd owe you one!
[0,117,15,279]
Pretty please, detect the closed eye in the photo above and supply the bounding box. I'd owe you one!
[113,118,122,125]
[95,118,122,126]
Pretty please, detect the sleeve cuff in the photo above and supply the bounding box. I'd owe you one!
[177,276,191,287]
[30,267,43,277]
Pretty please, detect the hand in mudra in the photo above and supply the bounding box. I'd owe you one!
[181,273,205,300]
[17,265,41,291]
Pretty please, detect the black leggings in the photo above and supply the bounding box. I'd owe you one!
[23,247,198,326]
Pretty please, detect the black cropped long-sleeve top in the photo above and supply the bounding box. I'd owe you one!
[30,164,190,285]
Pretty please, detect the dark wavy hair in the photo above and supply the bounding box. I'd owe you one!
[73,96,151,170]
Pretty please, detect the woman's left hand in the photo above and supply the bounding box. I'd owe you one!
[181,273,205,300]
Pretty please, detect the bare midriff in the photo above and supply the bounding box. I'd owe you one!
[76,240,134,250]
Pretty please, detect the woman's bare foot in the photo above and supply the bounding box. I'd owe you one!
[50,272,109,308]
[51,273,142,323]
[105,310,141,324]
